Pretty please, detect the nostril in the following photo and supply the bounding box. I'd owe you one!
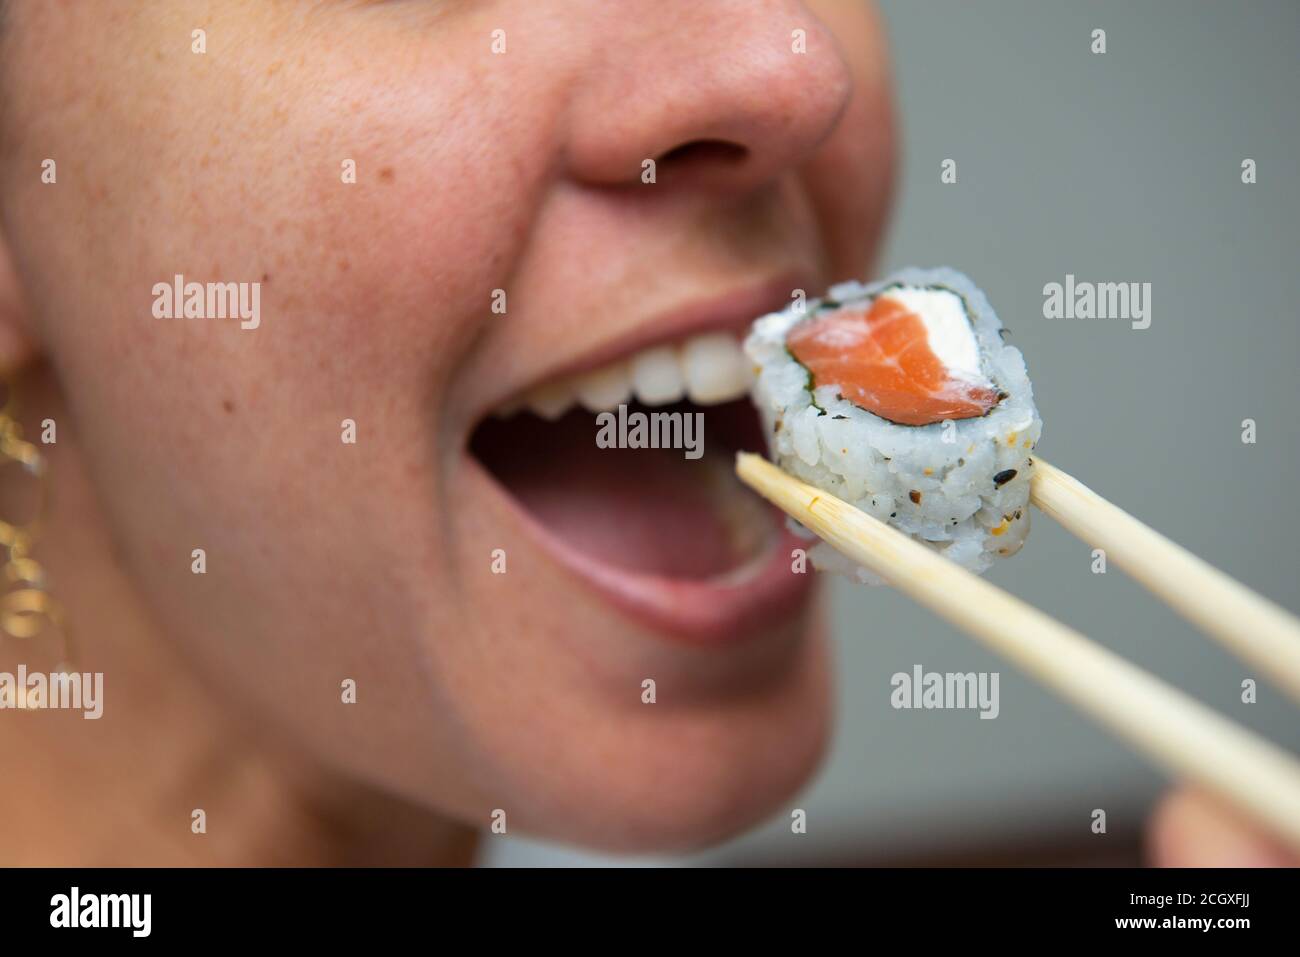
[657,139,749,170]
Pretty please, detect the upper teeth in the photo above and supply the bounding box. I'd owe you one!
[503,332,754,419]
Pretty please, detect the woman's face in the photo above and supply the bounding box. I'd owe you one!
[0,0,893,850]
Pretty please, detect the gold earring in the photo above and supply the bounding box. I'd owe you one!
[0,380,71,667]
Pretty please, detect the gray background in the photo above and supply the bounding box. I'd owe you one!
[485,0,1300,865]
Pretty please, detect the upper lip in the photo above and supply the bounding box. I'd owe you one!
[470,271,813,425]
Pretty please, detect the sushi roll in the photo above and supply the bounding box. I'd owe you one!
[744,267,1041,581]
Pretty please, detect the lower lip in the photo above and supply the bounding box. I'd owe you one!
[465,455,817,645]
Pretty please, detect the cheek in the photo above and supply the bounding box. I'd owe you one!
[2,7,574,805]
[24,10,567,538]
[22,2,566,433]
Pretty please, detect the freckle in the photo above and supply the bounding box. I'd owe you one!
[338,259,350,272]
[379,167,395,183]
[222,399,235,414]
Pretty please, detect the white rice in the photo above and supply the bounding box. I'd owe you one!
[744,267,1042,582]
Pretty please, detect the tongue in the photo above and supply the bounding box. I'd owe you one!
[472,404,771,578]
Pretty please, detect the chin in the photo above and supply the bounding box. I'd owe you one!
[416,274,843,853]
[460,607,834,856]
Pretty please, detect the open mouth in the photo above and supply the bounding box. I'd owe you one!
[470,332,777,580]
[463,277,821,645]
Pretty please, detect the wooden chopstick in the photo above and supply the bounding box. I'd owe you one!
[735,452,1300,853]
[1030,457,1300,705]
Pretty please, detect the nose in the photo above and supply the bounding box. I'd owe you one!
[563,1,854,194]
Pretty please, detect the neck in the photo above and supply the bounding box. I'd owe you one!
[0,363,477,865]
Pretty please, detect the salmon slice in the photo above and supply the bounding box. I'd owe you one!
[785,293,1002,426]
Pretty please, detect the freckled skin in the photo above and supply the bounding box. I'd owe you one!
[0,1,895,857]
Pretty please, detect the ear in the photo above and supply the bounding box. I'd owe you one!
[0,233,38,374]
